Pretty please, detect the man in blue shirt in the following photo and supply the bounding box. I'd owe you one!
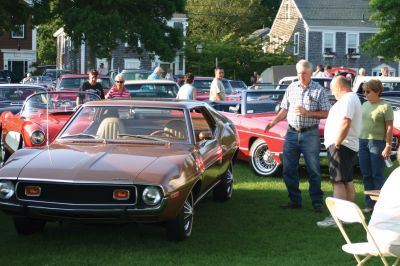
[147,67,164,80]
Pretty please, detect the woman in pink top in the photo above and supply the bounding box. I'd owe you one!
[105,74,130,99]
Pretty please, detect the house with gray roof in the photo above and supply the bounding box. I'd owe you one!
[267,0,398,76]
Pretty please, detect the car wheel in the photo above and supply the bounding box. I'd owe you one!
[213,166,233,202]
[249,138,281,177]
[13,217,46,235]
[166,191,194,241]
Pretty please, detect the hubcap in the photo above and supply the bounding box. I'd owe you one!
[183,193,193,234]
[253,143,278,175]
[226,169,233,195]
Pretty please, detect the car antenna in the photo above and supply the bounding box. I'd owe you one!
[46,92,50,146]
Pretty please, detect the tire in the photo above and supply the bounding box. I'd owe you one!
[213,166,233,202]
[13,217,46,235]
[1,140,11,163]
[249,138,281,177]
[166,191,194,241]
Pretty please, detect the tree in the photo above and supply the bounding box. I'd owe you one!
[0,0,31,35]
[185,0,277,40]
[185,35,293,83]
[361,0,400,60]
[37,19,63,65]
[32,0,185,70]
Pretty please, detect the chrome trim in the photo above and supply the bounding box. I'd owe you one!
[194,179,221,206]
[25,197,168,213]
[0,201,23,208]
[15,182,138,206]
[0,177,18,181]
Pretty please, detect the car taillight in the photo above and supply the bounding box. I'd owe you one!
[195,153,205,173]
[216,145,223,161]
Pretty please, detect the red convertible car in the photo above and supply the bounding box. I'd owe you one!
[0,100,237,241]
[211,90,289,176]
[0,91,100,162]
[211,89,400,176]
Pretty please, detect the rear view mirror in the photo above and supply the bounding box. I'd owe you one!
[198,131,213,141]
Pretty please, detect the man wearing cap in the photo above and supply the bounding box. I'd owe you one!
[147,67,164,80]
[77,70,105,105]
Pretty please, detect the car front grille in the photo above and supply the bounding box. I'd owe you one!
[16,182,137,205]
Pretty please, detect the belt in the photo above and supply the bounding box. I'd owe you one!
[289,125,318,133]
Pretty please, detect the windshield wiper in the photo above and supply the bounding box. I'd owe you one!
[60,133,96,139]
[117,134,169,143]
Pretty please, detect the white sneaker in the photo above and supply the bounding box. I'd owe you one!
[317,216,337,228]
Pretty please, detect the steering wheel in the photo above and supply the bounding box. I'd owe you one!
[150,129,175,137]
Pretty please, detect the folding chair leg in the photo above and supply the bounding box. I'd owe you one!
[393,257,400,266]
[357,255,373,266]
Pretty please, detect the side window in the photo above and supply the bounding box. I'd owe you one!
[190,107,215,143]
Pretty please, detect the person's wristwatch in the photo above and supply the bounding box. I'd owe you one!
[335,144,340,150]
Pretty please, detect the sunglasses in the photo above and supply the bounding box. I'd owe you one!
[115,81,124,83]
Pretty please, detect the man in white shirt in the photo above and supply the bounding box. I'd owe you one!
[98,63,108,75]
[209,67,225,101]
[368,166,400,256]
[317,76,362,228]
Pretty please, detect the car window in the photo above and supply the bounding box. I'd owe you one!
[245,91,281,114]
[125,83,178,98]
[58,77,112,90]
[190,107,215,143]
[0,87,45,102]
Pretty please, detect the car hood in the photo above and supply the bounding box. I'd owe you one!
[16,142,193,186]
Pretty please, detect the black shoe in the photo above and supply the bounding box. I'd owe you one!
[280,202,302,209]
[313,204,324,213]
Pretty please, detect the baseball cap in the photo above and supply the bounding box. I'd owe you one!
[90,70,99,76]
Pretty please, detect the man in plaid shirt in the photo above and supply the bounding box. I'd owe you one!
[265,59,331,212]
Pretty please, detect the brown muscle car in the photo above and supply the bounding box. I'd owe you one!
[0,100,237,241]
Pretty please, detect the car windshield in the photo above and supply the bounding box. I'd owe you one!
[249,84,287,90]
[59,106,189,143]
[58,77,112,90]
[382,82,400,92]
[245,91,282,114]
[121,71,151,80]
[43,70,72,79]
[193,79,232,94]
[0,87,46,103]
[21,91,100,117]
[230,81,247,90]
[124,83,178,98]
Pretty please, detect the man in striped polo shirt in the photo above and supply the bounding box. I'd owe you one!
[265,59,331,212]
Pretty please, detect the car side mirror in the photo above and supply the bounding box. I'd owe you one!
[198,131,213,141]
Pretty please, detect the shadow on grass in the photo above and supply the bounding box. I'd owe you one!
[0,181,364,265]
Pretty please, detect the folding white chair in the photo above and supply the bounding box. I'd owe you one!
[325,197,400,266]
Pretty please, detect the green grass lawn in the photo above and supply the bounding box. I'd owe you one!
[0,160,396,266]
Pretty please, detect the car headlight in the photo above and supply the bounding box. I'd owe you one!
[142,186,162,206]
[0,181,15,199]
[31,130,45,145]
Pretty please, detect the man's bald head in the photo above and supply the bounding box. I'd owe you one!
[330,76,351,100]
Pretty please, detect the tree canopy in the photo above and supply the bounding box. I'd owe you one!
[0,0,31,35]
[361,0,400,60]
[32,0,185,69]
[185,0,279,40]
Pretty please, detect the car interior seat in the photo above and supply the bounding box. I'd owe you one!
[163,119,187,139]
[96,117,126,139]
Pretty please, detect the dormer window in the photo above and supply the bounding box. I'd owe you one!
[11,25,24,39]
